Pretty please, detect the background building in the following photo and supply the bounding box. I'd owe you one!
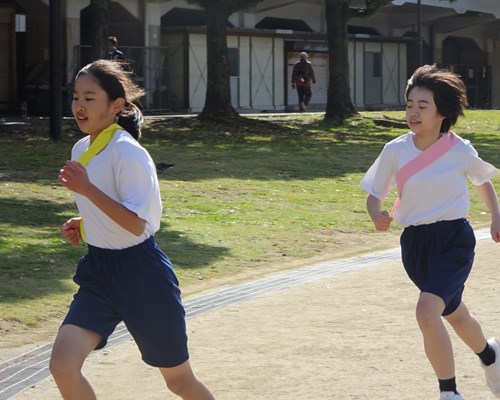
[1,0,499,115]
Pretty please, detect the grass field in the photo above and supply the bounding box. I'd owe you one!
[1,110,499,348]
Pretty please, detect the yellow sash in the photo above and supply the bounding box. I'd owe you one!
[76,123,122,241]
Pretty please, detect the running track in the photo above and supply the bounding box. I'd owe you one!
[0,229,491,399]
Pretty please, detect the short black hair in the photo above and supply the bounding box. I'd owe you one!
[108,36,118,46]
[406,64,468,133]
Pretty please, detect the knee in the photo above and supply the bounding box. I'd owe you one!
[49,355,66,381]
[49,354,78,383]
[415,301,441,330]
[446,310,474,330]
[165,374,195,397]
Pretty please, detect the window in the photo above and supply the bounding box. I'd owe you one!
[373,52,381,78]
[228,48,239,77]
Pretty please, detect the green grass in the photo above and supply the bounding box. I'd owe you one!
[1,110,500,347]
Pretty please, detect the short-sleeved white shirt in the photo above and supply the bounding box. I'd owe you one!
[359,132,498,227]
[71,129,162,249]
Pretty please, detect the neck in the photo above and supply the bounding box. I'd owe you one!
[89,122,118,144]
[413,131,442,151]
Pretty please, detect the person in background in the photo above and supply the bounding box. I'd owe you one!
[107,36,124,61]
[291,52,316,112]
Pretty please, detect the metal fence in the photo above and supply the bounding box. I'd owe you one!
[75,45,171,113]
[439,63,492,109]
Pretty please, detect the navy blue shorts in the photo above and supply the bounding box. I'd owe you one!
[62,236,189,368]
[400,218,476,316]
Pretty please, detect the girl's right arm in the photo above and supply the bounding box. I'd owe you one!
[366,194,393,231]
[59,160,146,237]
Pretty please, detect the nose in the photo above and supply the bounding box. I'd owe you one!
[407,106,418,116]
[72,99,84,111]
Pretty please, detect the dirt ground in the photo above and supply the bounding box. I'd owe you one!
[11,238,500,400]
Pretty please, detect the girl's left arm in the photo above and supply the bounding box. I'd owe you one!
[476,181,500,242]
[59,160,146,236]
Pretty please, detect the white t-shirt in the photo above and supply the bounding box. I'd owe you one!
[359,132,498,227]
[72,129,162,249]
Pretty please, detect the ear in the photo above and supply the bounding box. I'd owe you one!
[112,97,126,115]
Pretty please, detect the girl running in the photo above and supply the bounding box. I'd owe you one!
[50,59,215,400]
[360,64,500,400]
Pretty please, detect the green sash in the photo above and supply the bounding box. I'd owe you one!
[76,123,123,241]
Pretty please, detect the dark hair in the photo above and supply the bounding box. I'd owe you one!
[108,36,118,46]
[75,59,145,140]
[405,64,468,133]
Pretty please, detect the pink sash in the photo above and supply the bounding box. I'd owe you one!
[391,132,459,216]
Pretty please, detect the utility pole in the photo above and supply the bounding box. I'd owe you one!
[417,0,423,66]
[49,0,62,141]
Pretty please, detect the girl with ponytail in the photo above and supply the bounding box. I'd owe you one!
[52,59,215,400]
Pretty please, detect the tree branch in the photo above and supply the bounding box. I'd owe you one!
[348,0,392,19]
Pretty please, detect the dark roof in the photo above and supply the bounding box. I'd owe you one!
[255,17,313,32]
[161,7,234,28]
[347,25,380,35]
[11,0,36,14]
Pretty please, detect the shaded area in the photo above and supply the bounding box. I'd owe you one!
[0,116,402,184]
[144,115,400,183]
[161,7,234,28]
[1,113,499,306]
[2,114,498,185]
[255,17,313,32]
[0,196,228,303]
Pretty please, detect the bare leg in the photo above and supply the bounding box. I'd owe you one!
[50,324,102,400]
[444,301,487,353]
[416,292,455,379]
[160,360,215,400]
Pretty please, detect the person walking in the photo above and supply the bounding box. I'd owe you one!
[360,64,500,400]
[107,36,124,61]
[50,59,215,400]
[291,52,316,112]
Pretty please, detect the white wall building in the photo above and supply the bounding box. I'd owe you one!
[1,0,499,115]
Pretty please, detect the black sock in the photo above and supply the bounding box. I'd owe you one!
[439,377,458,394]
[477,342,496,366]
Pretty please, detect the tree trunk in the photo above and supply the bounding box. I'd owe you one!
[199,8,238,121]
[90,0,109,61]
[324,0,357,123]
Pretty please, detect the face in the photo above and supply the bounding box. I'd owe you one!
[72,74,123,137]
[406,86,445,137]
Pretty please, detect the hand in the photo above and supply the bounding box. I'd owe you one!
[291,83,296,89]
[59,161,92,195]
[370,210,393,231]
[61,217,82,246]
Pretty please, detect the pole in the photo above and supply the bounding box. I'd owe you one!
[49,0,62,141]
[417,0,423,66]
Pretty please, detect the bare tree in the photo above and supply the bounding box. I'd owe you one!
[324,0,391,123]
[187,0,263,121]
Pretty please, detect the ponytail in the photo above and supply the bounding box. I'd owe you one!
[117,102,144,141]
